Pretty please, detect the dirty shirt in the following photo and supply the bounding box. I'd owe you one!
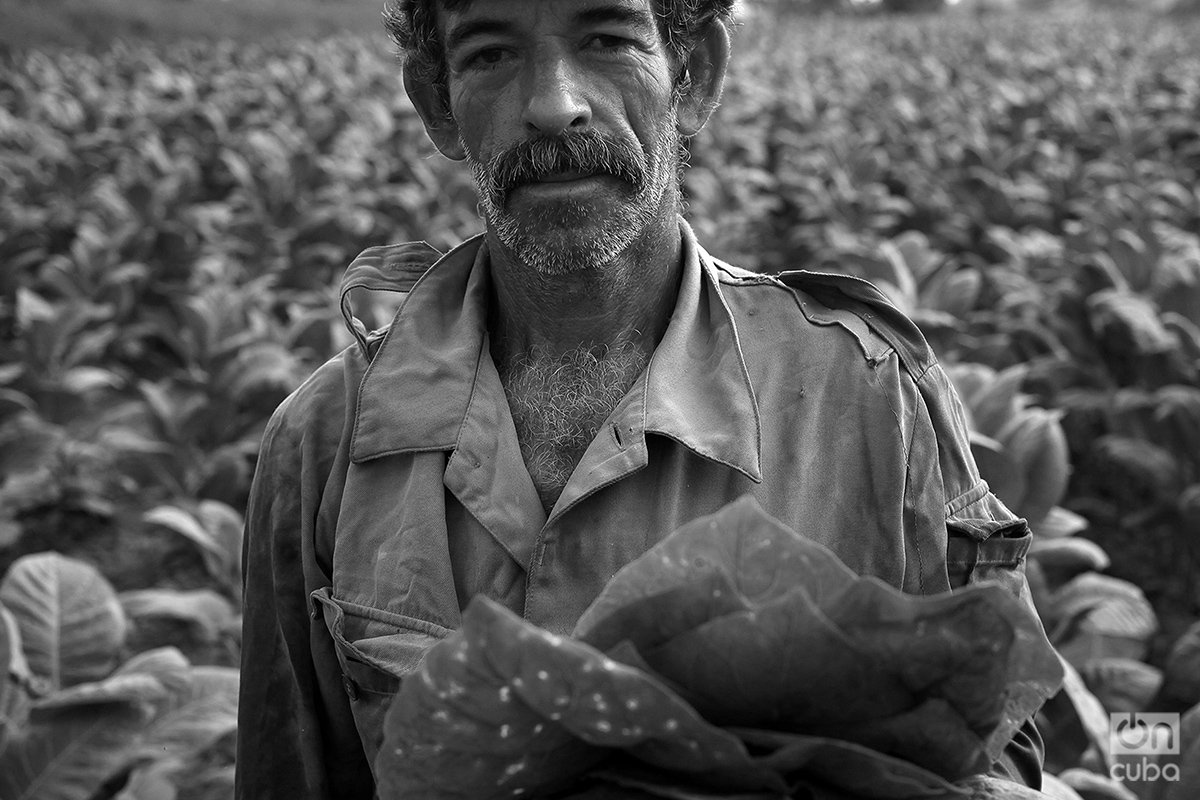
[236,221,1047,799]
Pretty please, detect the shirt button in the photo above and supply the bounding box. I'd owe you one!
[342,674,359,700]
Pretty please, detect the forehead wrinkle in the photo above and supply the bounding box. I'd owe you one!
[443,0,660,46]
[575,1,657,31]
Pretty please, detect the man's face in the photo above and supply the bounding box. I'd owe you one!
[438,0,683,274]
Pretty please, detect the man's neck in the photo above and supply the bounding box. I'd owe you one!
[486,212,683,365]
[485,212,683,512]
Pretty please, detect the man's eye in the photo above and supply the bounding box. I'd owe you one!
[585,34,632,51]
[465,47,510,69]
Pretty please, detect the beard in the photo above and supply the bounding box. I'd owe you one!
[465,115,682,276]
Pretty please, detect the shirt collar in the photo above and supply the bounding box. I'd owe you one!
[349,220,762,482]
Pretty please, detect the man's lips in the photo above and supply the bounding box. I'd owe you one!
[513,170,604,185]
[505,172,618,201]
[525,170,598,184]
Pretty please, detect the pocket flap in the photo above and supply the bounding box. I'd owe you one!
[946,518,1032,593]
[310,588,450,685]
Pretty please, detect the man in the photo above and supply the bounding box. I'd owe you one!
[236,0,1052,796]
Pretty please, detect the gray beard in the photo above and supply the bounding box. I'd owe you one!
[499,339,650,511]
[467,126,681,276]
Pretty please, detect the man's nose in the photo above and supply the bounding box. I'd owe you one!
[522,56,591,136]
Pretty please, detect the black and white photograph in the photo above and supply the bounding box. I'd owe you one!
[1,0,1198,797]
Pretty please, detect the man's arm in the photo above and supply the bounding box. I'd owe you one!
[235,388,373,800]
[945,509,1049,787]
[919,364,1055,789]
[771,268,1057,788]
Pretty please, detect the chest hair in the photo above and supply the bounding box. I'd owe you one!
[498,341,649,513]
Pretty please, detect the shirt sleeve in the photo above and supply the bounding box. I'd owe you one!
[917,363,1052,790]
[771,271,1055,790]
[949,497,1049,789]
[235,379,374,800]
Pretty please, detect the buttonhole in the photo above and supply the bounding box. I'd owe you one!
[611,423,624,448]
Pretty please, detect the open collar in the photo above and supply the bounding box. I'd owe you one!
[349,221,762,482]
[640,222,762,482]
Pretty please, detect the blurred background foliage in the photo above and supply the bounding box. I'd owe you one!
[0,0,1199,798]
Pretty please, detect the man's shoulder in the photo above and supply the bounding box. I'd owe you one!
[709,253,988,518]
[259,236,471,460]
[709,255,937,380]
[261,346,364,457]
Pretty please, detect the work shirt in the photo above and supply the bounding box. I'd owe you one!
[236,220,1048,799]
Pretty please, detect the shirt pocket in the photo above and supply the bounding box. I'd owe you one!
[945,516,1033,600]
[310,587,450,770]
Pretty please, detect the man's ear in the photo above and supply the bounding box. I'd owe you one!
[675,19,731,137]
[404,64,466,160]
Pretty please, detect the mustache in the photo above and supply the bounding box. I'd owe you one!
[479,130,648,203]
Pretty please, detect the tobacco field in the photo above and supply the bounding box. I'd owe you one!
[1,5,1199,799]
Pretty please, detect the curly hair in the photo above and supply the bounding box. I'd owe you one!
[382,0,735,105]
